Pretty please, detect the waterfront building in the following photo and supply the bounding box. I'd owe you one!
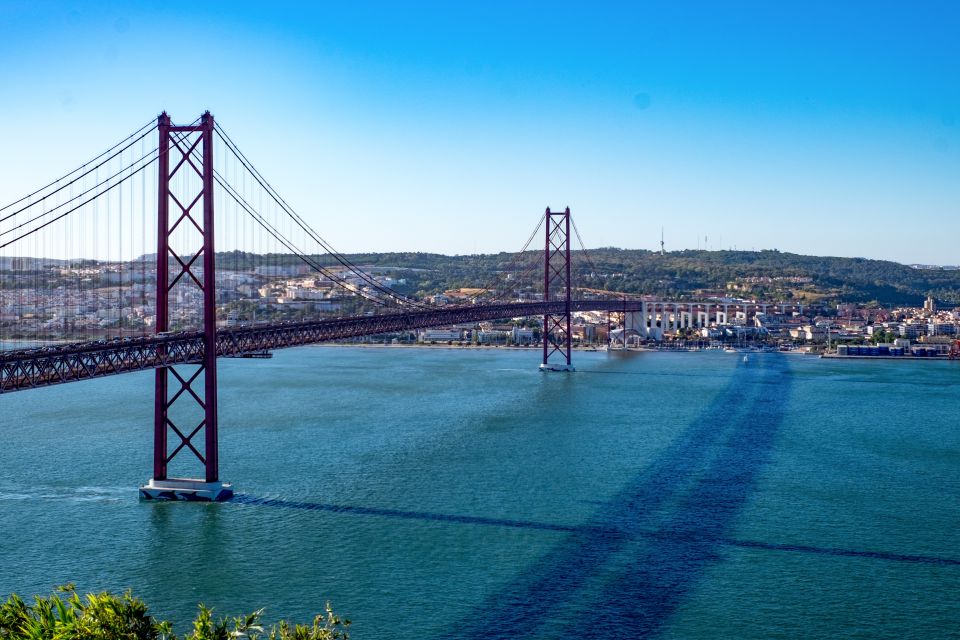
[511,327,535,344]
[477,329,512,344]
[419,328,463,342]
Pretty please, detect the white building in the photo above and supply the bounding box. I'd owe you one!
[419,329,462,342]
[512,327,535,344]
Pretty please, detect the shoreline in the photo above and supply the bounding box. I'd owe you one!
[308,343,779,354]
[821,353,950,360]
[311,343,958,362]
[309,342,616,352]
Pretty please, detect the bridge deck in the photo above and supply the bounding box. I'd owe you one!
[0,301,648,393]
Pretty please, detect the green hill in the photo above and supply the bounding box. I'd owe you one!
[337,249,960,307]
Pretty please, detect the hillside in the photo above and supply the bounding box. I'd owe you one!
[12,248,949,308]
[339,249,960,307]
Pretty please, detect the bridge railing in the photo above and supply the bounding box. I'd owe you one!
[3,301,631,393]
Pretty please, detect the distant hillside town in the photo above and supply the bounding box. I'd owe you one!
[3,252,960,359]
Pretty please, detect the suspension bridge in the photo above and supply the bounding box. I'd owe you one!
[0,112,805,500]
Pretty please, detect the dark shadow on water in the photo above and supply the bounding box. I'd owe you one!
[438,355,793,639]
[231,494,600,534]
[722,538,960,566]
[231,355,957,638]
[230,494,960,568]
[548,358,790,638]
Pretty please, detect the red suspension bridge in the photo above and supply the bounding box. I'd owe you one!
[0,112,805,500]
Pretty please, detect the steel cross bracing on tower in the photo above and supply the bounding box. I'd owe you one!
[541,207,574,372]
[139,111,231,501]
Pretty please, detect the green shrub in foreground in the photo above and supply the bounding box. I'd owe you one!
[0,585,349,640]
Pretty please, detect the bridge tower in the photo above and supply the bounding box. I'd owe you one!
[540,207,575,372]
[139,112,232,501]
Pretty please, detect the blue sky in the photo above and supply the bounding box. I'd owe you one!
[1,1,958,263]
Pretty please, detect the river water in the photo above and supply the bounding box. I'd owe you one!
[1,347,958,638]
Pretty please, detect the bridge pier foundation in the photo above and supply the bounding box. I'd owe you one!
[539,362,575,372]
[139,478,233,501]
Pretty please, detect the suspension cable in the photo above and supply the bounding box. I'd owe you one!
[185,135,414,307]
[571,216,600,276]
[0,142,160,236]
[217,168,429,307]
[0,155,159,251]
[0,118,155,216]
[213,124,428,307]
[172,125,393,307]
[214,174,390,306]
[474,211,547,302]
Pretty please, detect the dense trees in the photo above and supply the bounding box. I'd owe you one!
[0,586,349,640]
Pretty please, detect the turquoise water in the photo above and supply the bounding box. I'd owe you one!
[1,347,959,638]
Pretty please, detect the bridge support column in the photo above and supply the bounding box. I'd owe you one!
[619,311,641,346]
[540,207,574,372]
[140,111,232,502]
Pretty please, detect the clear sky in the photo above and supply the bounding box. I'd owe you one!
[1,1,958,263]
